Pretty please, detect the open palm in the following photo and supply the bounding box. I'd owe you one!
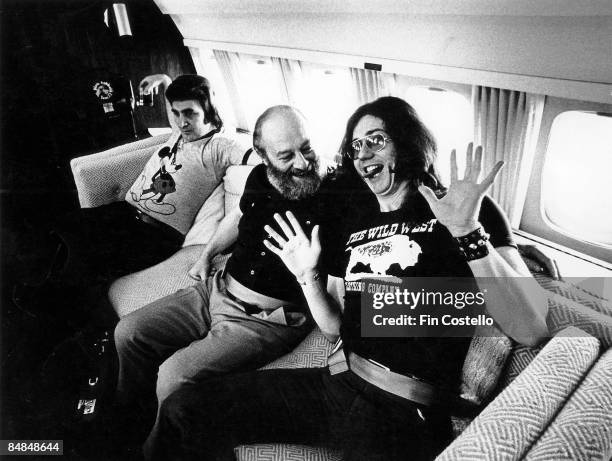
[418,143,503,237]
[263,211,321,279]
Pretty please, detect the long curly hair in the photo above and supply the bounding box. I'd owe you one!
[338,96,445,195]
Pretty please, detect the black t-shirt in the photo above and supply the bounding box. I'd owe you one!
[324,193,515,391]
[225,164,338,305]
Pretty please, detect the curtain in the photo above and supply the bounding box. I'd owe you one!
[472,86,545,227]
[350,68,396,105]
[271,57,303,106]
[212,50,250,130]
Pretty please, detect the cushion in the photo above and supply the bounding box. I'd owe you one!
[223,165,256,216]
[109,245,203,317]
[524,347,612,460]
[460,324,513,405]
[183,183,226,247]
[436,327,600,461]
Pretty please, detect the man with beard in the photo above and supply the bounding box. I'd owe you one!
[114,105,334,443]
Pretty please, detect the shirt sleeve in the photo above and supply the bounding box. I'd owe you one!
[210,135,249,181]
[478,195,517,249]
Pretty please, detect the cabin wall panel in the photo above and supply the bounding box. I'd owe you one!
[170,13,611,86]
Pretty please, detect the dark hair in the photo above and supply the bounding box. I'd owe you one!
[165,74,223,129]
[339,96,444,193]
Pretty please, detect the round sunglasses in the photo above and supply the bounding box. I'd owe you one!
[347,133,392,160]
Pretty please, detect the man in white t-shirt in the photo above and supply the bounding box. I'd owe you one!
[14,74,246,327]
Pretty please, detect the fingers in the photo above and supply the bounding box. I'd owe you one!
[450,149,458,183]
[464,142,473,179]
[311,225,321,252]
[274,213,295,239]
[263,238,282,255]
[471,145,483,182]
[264,224,287,249]
[417,185,439,208]
[285,211,307,239]
[480,161,504,190]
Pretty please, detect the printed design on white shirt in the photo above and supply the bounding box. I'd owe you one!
[130,143,182,216]
[345,234,422,281]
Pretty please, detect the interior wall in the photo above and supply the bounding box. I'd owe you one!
[170,13,611,86]
[1,0,195,193]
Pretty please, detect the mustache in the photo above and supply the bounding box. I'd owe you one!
[290,164,315,177]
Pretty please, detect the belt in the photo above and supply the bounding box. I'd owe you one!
[347,351,438,407]
[224,273,298,312]
[134,209,165,228]
[328,348,475,412]
[225,289,263,315]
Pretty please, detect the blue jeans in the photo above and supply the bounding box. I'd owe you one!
[147,366,453,461]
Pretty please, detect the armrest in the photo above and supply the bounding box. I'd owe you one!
[523,347,612,460]
[436,327,600,461]
[70,134,171,208]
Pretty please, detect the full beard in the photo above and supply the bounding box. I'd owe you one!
[267,159,322,200]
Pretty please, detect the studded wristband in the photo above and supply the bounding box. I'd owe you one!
[456,226,490,261]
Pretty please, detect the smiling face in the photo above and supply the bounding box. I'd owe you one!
[351,115,409,207]
[171,99,209,142]
[258,108,321,200]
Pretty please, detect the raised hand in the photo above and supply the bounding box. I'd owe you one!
[138,74,172,95]
[418,143,503,237]
[263,211,321,281]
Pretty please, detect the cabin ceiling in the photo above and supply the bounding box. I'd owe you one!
[154,0,612,16]
[152,0,612,96]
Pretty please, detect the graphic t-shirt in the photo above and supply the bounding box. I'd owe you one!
[126,129,246,235]
[325,194,515,391]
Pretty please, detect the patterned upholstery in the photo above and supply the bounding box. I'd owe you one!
[261,329,334,370]
[70,134,171,208]
[546,294,612,348]
[235,444,341,461]
[524,347,612,460]
[534,274,612,316]
[460,325,513,404]
[109,245,202,318]
[436,327,600,461]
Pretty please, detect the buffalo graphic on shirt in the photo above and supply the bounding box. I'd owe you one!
[345,234,422,281]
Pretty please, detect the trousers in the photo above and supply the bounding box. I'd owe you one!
[147,366,453,461]
[114,271,311,439]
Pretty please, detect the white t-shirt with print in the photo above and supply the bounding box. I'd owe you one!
[126,128,246,235]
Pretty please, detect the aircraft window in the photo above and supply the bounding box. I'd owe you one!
[402,86,473,186]
[541,111,612,247]
[290,63,355,161]
[240,56,287,129]
[190,48,239,128]
[191,48,473,167]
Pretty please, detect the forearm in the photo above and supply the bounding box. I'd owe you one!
[158,75,174,129]
[469,245,549,346]
[298,272,342,342]
[200,208,241,260]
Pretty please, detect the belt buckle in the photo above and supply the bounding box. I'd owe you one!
[328,347,349,375]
